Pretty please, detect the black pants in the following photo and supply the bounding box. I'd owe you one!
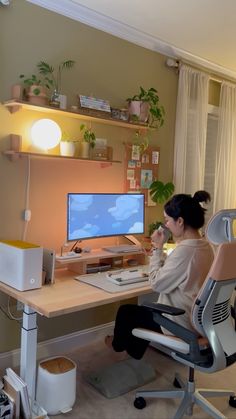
[112,304,162,360]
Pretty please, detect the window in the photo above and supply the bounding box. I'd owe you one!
[204,105,219,223]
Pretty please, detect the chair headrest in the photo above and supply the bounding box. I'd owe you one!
[205,209,236,245]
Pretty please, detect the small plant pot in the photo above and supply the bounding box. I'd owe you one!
[27,85,48,106]
[128,101,149,123]
[80,141,90,158]
[60,141,75,157]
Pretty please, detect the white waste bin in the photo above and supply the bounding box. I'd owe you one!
[36,356,76,415]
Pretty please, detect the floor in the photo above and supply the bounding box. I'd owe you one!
[49,339,236,419]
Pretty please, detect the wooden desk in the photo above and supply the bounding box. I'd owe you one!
[0,269,151,400]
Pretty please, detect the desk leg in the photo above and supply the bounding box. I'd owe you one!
[20,305,37,401]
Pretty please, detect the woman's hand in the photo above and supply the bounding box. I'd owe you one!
[151,226,166,249]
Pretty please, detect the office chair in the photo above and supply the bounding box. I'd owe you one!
[132,209,236,419]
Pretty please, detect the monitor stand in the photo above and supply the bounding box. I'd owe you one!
[124,235,142,247]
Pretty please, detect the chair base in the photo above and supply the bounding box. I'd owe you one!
[134,373,235,419]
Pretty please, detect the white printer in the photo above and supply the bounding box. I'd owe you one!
[0,240,43,291]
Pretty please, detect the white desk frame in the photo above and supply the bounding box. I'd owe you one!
[0,249,151,401]
[20,306,38,400]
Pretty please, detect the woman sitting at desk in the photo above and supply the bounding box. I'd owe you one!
[105,190,214,360]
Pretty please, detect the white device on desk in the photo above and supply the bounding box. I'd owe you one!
[56,252,82,261]
[106,268,149,285]
[0,240,43,291]
[43,248,56,284]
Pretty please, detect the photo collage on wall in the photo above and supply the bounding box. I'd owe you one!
[124,144,160,206]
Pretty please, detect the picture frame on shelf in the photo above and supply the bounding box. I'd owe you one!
[78,95,111,113]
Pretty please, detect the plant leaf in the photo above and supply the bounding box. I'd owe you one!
[149,181,175,204]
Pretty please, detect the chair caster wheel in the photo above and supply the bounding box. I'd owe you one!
[134,397,146,409]
[173,378,182,388]
[229,395,236,408]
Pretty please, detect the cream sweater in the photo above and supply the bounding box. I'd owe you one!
[149,239,214,333]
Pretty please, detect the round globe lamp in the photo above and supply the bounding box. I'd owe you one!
[31,119,61,152]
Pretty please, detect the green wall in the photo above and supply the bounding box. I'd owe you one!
[0,0,178,352]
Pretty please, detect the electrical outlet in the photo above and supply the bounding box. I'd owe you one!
[16,301,24,311]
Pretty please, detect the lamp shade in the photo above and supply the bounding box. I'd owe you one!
[31,119,61,150]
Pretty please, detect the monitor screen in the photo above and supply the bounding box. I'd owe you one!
[67,193,145,241]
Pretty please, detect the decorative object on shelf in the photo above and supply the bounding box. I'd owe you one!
[50,89,60,108]
[79,95,111,113]
[31,119,61,152]
[58,94,67,110]
[126,86,165,128]
[111,107,129,121]
[37,60,75,108]
[79,124,96,158]
[59,131,77,157]
[19,74,48,106]
[11,84,22,100]
[90,138,111,160]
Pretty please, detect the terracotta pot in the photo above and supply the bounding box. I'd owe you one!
[27,85,48,106]
[128,101,149,123]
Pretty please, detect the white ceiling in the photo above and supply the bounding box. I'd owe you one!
[27,0,236,79]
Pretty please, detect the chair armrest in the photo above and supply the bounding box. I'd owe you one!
[141,303,203,363]
[141,301,185,316]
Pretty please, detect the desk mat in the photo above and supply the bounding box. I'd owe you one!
[85,358,156,398]
[74,272,149,293]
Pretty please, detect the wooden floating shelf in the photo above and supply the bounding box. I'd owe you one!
[3,149,121,166]
[3,100,149,131]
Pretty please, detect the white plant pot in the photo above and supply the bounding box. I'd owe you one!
[60,141,75,157]
[128,100,149,123]
[80,141,90,158]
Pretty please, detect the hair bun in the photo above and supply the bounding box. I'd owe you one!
[193,190,211,204]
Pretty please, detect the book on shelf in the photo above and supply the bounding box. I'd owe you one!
[5,368,31,419]
[3,375,20,419]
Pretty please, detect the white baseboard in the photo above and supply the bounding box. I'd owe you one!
[0,322,114,372]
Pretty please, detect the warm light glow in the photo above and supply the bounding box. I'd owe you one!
[31,119,61,150]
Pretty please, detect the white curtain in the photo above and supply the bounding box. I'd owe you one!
[173,65,209,194]
[213,82,236,212]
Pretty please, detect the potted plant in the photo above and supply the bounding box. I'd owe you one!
[147,180,175,240]
[127,86,165,128]
[60,131,78,157]
[37,60,75,107]
[19,73,48,105]
[79,124,96,158]
[132,129,151,153]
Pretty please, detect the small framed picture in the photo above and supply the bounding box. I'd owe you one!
[141,169,153,188]
[128,160,136,168]
[131,145,140,161]
[152,151,159,164]
[142,153,149,164]
[129,179,136,189]
[127,169,135,180]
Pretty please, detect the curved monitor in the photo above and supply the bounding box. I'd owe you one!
[67,193,145,242]
[205,209,236,245]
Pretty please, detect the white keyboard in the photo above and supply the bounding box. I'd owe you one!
[56,252,82,261]
[106,268,149,286]
[103,245,142,253]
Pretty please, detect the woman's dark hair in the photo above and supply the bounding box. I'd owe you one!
[164,190,211,229]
